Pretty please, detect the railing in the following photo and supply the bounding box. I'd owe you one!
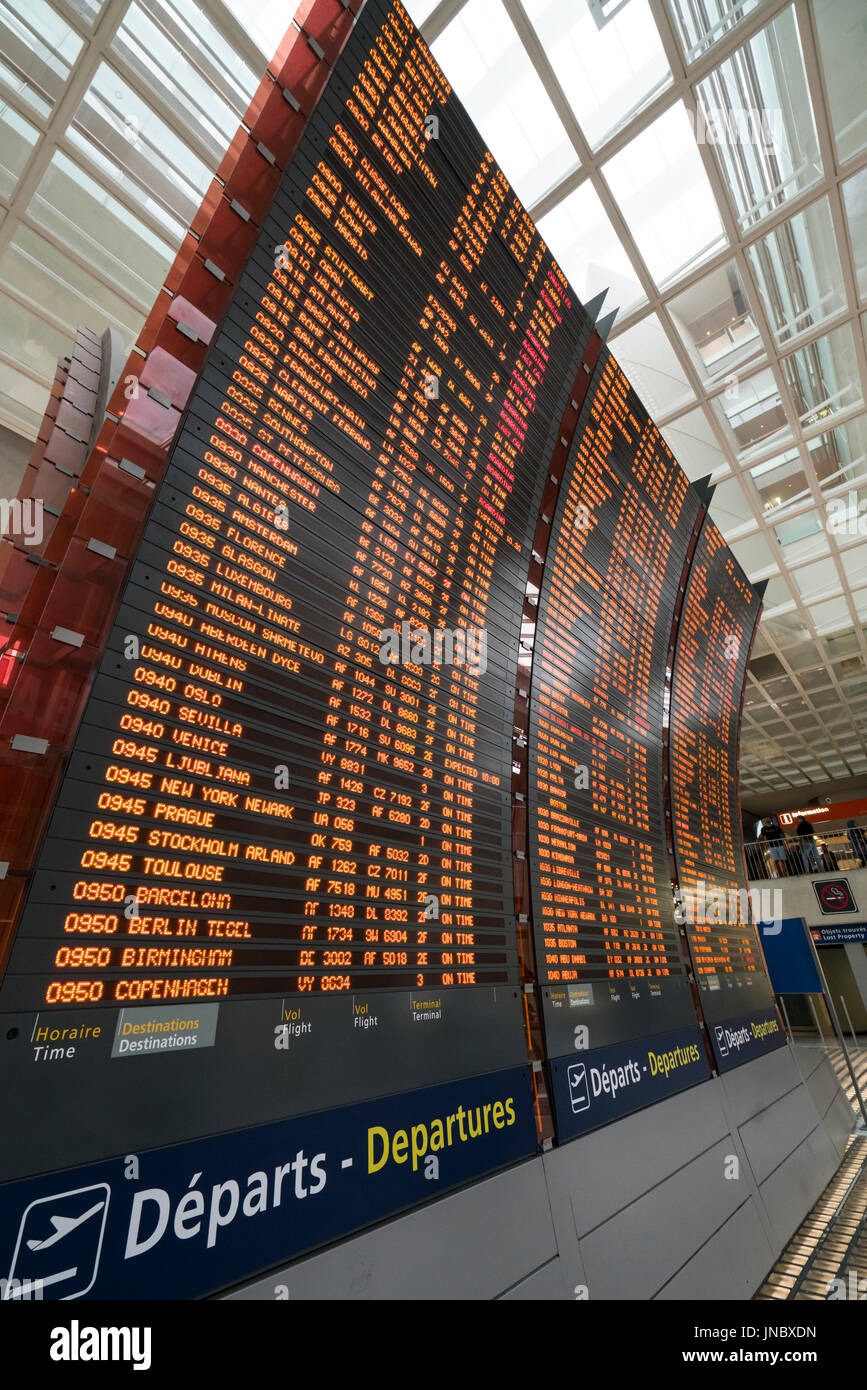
[745,819,867,881]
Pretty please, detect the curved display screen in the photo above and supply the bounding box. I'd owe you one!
[669,516,781,1070]
[527,350,711,1138]
[0,0,780,1298]
[1,8,589,1021]
[0,1,589,1292]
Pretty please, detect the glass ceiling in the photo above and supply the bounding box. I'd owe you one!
[412,0,867,799]
[0,0,865,800]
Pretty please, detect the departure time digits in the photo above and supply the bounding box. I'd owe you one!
[670,522,762,980]
[31,7,582,1009]
[531,359,695,991]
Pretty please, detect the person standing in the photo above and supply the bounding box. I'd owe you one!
[760,816,788,877]
[796,815,822,874]
[847,819,867,868]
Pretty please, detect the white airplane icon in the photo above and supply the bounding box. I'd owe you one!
[25,1200,105,1251]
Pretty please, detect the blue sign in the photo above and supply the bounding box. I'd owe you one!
[709,1005,786,1073]
[759,917,823,995]
[811,922,867,946]
[0,1066,535,1300]
[549,1025,710,1141]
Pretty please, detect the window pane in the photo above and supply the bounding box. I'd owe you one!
[661,406,727,480]
[603,101,727,288]
[798,664,835,690]
[749,627,774,658]
[523,0,672,150]
[762,611,810,646]
[537,179,645,314]
[710,364,789,461]
[0,0,82,117]
[70,61,211,229]
[30,150,175,306]
[0,100,38,199]
[696,7,821,230]
[404,0,440,22]
[842,168,867,301]
[773,506,828,564]
[803,419,867,493]
[156,0,257,93]
[782,324,863,428]
[0,297,69,382]
[0,226,143,339]
[813,0,867,162]
[808,596,851,633]
[68,0,104,23]
[112,1,250,164]
[432,0,578,207]
[609,312,695,416]
[825,630,861,659]
[0,359,50,434]
[728,530,776,574]
[746,197,846,345]
[841,548,867,588]
[748,444,810,514]
[709,476,755,535]
[792,557,840,601]
[760,576,794,608]
[666,258,762,385]
[218,0,293,56]
[65,127,188,246]
[667,0,761,64]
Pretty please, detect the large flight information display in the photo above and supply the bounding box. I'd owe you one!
[0,0,591,1292]
[0,0,782,1298]
[527,350,711,1138]
[1,6,586,1018]
[669,516,782,1070]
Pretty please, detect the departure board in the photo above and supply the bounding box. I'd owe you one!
[0,0,595,1216]
[527,350,711,1136]
[669,515,777,1053]
[0,0,778,1299]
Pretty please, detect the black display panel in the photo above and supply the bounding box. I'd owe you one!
[669,515,780,1068]
[0,0,589,1218]
[0,0,782,1299]
[527,350,711,1137]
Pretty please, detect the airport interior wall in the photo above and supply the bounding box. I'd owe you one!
[227,1043,853,1300]
[751,867,867,934]
[748,866,867,1033]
